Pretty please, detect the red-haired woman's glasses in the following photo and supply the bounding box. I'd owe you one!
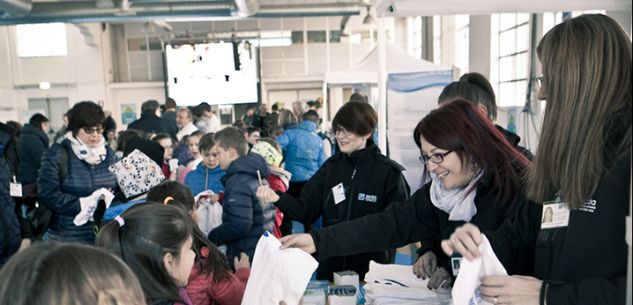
[419,150,452,165]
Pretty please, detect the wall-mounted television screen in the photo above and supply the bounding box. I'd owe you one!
[165,41,258,106]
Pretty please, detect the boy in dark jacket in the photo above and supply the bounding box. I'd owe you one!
[207,127,276,266]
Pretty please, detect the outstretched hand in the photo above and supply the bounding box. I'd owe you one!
[279,233,316,254]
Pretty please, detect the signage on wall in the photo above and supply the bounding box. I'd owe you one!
[121,104,137,125]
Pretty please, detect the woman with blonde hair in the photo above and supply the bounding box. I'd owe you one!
[443,14,631,305]
[0,242,146,305]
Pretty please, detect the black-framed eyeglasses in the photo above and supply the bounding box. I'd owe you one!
[334,127,353,138]
[419,150,452,165]
[81,126,104,135]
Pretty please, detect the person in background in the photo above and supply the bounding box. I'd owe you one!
[277,109,298,130]
[207,127,275,265]
[152,133,178,181]
[231,120,246,132]
[277,100,531,290]
[17,113,50,207]
[250,138,291,239]
[128,100,178,140]
[267,124,283,138]
[348,92,368,103]
[438,72,534,160]
[195,103,221,133]
[244,126,260,150]
[275,110,326,236]
[179,130,205,184]
[147,181,250,305]
[291,101,307,123]
[115,129,142,159]
[0,242,147,305]
[185,133,225,198]
[5,121,21,138]
[177,108,199,142]
[257,101,410,281]
[0,122,27,267]
[53,113,69,144]
[442,14,631,305]
[262,103,280,137]
[38,101,118,243]
[103,110,117,143]
[163,97,178,127]
[241,105,256,127]
[97,203,196,305]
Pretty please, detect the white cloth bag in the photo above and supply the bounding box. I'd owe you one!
[241,232,318,305]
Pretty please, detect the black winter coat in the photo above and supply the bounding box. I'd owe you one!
[208,153,276,264]
[17,124,49,184]
[310,171,528,278]
[276,142,410,280]
[128,112,178,140]
[0,124,22,266]
[486,151,630,305]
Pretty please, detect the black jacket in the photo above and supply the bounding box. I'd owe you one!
[17,124,49,184]
[495,125,534,160]
[310,171,528,277]
[128,112,178,140]
[208,153,276,263]
[486,150,630,305]
[276,141,410,280]
[0,124,22,266]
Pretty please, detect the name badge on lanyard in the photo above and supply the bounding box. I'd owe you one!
[541,196,570,229]
[10,176,22,198]
[332,183,346,205]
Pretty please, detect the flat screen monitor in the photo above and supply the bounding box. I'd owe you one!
[165,41,258,106]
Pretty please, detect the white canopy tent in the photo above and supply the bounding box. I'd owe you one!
[322,43,452,190]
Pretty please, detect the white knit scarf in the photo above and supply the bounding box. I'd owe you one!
[65,131,107,165]
[430,170,483,222]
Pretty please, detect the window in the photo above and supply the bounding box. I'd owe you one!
[433,16,442,64]
[16,23,68,57]
[408,16,423,58]
[307,31,326,43]
[491,13,530,107]
[454,15,470,73]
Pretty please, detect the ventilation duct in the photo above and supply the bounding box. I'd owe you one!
[0,0,32,17]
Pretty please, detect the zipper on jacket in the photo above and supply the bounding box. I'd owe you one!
[342,166,358,268]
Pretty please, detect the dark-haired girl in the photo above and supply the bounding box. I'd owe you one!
[147,181,250,305]
[97,203,195,305]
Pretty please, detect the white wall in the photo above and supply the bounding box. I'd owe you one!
[0,23,108,124]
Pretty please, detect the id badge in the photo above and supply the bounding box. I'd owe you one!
[450,254,462,276]
[9,176,22,198]
[541,198,570,229]
[332,183,346,205]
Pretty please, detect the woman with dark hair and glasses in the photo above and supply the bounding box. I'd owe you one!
[38,101,118,243]
[257,101,410,281]
[278,100,530,289]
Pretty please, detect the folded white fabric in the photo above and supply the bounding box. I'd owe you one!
[241,232,318,305]
[74,188,115,226]
[452,235,507,305]
[363,261,442,305]
[108,149,165,198]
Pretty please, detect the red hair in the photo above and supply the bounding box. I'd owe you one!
[413,99,531,212]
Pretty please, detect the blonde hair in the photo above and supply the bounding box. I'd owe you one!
[530,14,632,208]
[0,242,146,305]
